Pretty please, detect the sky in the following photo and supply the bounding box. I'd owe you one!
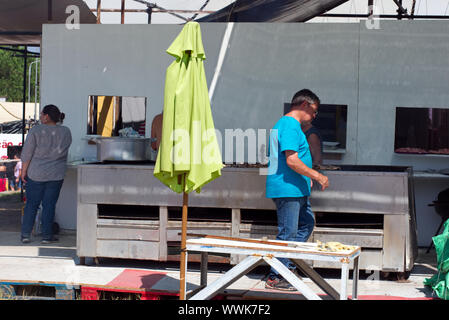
[83,0,235,24]
[312,0,449,23]
[334,0,449,16]
[82,0,449,24]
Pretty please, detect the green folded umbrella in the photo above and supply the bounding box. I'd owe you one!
[154,21,222,193]
[153,21,223,300]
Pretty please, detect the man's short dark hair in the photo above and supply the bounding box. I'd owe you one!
[291,89,320,108]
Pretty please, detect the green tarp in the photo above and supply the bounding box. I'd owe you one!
[424,219,449,300]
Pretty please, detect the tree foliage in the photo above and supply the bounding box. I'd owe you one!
[0,46,40,102]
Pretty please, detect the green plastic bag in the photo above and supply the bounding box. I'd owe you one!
[424,219,449,300]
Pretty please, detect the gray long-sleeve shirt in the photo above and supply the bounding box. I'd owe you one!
[21,124,72,181]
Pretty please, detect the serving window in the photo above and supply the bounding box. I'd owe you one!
[87,96,147,137]
[394,107,449,155]
[311,104,347,150]
[283,103,347,152]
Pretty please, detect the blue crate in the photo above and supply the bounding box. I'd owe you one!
[0,281,77,300]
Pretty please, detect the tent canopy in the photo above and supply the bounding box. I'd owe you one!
[0,0,97,45]
[197,0,350,22]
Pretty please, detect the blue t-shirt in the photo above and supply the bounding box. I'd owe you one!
[266,116,312,198]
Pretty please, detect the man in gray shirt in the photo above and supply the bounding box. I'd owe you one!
[21,105,72,244]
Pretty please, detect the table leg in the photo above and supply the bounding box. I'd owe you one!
[190,255,263,300]
[340,261,349,300]
[292,259,340,300]
[200,252,208,287]
[263,256,321,300]
[352,256,359,300]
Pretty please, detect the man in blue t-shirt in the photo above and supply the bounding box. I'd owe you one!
[265,89,329,291]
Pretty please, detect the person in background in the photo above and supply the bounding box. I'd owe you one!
[0,164,6,192]
[20,105,72,244]
[13,153,22,191]
[5,157,16,191]
[301,122,323,167]
[151,112,163,151]
[265,89,329,291]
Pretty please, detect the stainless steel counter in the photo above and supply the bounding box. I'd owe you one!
[75,163,417,275]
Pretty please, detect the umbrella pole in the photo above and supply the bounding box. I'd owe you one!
[180,174,188,300]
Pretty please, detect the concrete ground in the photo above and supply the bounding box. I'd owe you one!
[0,191,441,300]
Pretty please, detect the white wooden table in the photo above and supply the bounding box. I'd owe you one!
[183,237,360,300]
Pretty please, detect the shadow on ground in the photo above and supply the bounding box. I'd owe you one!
[0,192,23,233]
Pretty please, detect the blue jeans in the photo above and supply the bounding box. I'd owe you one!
[9,177,21,190]
[269,197,315,278]
[21,177,64,240]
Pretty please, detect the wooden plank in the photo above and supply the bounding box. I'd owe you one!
[186,234,291,247]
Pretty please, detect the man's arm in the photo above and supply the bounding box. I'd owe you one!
[285,150,329,191]
[21,160,30,184]
[20,129,36,185]
[151,114,162,150]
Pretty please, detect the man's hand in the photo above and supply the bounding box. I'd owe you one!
[21,173,27,185]
[21,161,29,185]
[285,150,329,191]
[316,173,329,191]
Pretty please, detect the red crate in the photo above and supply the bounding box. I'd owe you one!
[80,269,175,300]
[81,286,179,300]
